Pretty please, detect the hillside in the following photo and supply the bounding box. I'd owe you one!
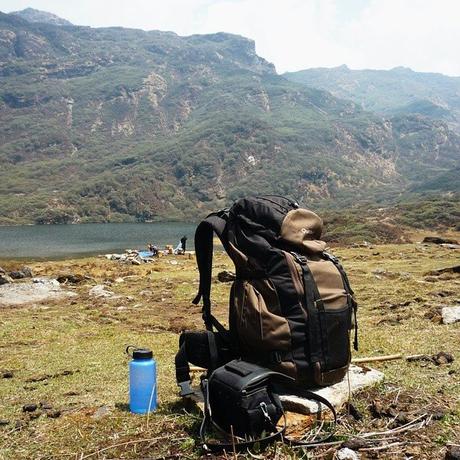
[0,10,459,227]
[284,65,460,131]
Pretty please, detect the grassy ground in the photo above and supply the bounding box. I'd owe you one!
[0,242,459,459]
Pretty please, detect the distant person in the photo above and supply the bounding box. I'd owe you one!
[181,235,187,253]
[148,243,158,256]
[174,235,187,255]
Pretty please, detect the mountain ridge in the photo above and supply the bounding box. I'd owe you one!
[0,10,458,231]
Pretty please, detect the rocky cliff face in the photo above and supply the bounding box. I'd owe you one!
[0,11,459,224]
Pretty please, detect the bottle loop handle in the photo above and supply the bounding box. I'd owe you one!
[126,345,137,357]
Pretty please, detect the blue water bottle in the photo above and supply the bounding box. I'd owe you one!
[126,346,157,414]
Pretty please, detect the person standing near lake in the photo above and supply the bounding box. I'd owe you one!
[174,235,187,255]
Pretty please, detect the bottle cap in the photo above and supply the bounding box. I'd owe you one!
[133,348,153,360]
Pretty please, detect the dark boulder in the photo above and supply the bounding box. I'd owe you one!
[0,274,13,285]
[422,236,458,245]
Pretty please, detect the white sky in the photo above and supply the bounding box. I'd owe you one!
[2,0,460,76]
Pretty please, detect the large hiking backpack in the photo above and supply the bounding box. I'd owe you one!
[175,195,358,397]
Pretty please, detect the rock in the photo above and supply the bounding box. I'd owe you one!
[217,270,236,282]
[446,445,460,460]
[22,404,38,412]
[422,236,458,245]
[0,419,10,426]
[372,268,410,280]
[278,365,384,414]
[442,306,460,325]
[335,447,360,459]
[9,267,33,279]
[91,405,111,419]
[1,370,14,378]
[20,266,33,277]
[131,258,141,265]
[440,243,460,249]
[342,439,369,450]
[0,274,13,285]
[40,401,53,410]
[426,266,460,276]
[57,274,89,284]
[89,285,121,299]
[0,278,76,306]
[432,352,454,365]
[0,267,5,274]
[46,410,61,418]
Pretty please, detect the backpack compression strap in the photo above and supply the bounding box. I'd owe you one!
[192,210,229,332]
[323,252,359,351]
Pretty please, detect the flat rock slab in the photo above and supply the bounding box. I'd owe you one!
[0,278,77,307]
[279,365,384,414]
[187,365,384,415]
[442,306,460,325]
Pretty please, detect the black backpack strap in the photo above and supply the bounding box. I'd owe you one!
[192,210,229,332]
[175,338,194,397]
[291,252,327,370]
[323,252,359,351]
[283,389,337,447]
[175,331,223,397]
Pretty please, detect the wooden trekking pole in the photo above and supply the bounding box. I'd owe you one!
[188,353,428,373]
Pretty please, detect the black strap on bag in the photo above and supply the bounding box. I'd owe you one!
[175,330,224,397]
[291,252,327,370]
[323,252,359,351]
[192,210,229,332]
[281,388,337,447]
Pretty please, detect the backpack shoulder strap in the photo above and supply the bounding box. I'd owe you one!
[192,210,229,332]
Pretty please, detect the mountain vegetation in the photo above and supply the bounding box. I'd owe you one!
[0,10,458,236]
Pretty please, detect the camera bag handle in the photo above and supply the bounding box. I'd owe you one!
[199,379,338,453]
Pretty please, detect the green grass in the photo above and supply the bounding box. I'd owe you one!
[0,241,459,458]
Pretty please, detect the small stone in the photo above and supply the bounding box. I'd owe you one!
[22,404,38,412]
[20,266,33,278]
[335,447,360,460]
[9,271,26,279]
[40,401,53,410]
[1,370,14,379]
[446,445,460,460]
[432,352,454,365]
[442,306,460,325]
[0,419,10,426]
[92,405,111,419]
[47,410,61,419]
[0,274,13,285]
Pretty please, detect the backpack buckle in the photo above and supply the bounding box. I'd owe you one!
[291,252,307,265]
[178,380,194,397]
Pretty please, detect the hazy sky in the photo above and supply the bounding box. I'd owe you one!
[2,0,460,75]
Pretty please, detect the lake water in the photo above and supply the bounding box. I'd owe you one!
[0,222,196,260]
